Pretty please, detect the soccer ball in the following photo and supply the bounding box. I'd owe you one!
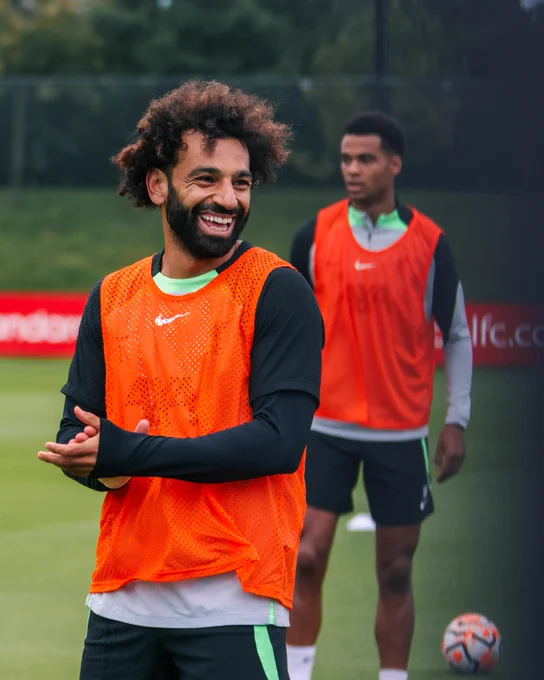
[441,613,502,674]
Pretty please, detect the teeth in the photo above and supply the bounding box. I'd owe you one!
[201,214,233,225]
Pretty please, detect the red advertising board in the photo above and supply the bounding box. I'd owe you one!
[435,303,544,367]
[0,293,543,366]
[0,292,87,358]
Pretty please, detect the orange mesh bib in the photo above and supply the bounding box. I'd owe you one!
[91,247,306,609]
[314,200,442,429]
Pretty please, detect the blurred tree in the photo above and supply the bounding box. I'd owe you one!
[412,0,544,79]
[0,0,103,74]
[0,0,541,78]
[294,0,542,78]
[87,0,283,74]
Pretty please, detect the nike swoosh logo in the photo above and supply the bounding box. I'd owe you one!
[155,313,190,326]
[420,485,429,511]
[354,261,376,271]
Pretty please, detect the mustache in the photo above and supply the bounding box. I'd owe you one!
[193,201,244,218]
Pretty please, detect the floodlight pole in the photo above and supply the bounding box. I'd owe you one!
[374,0,391,113]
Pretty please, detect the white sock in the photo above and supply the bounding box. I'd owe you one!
[286,645,316,680]
[379,670,408,680]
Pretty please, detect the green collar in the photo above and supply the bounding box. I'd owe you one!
[348,204,407,231]
[153,269,217,295]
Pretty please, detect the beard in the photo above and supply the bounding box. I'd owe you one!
[165,182,250,260]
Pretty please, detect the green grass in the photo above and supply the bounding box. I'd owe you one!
[1,188,539,302]
[0,358,530,679]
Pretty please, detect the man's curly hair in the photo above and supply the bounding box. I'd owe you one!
[112,80,293,209]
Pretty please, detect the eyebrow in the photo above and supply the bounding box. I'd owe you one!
[188,166,253,180]
[341,152,377,159]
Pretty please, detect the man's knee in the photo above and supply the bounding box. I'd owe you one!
[296,539,331,585]
[378,555,413,596]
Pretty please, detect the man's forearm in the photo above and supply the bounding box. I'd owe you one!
[92,391,317,483]
[443,335,473,429]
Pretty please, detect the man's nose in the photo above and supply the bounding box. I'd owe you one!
[213,182,238,212]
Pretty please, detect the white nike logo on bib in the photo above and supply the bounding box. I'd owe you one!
[154,313,190,326]
[354,261,376,271]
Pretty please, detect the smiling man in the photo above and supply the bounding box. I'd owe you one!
[37,80,323,680]
[286,111,473,680]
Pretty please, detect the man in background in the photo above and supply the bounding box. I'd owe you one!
[286,111,472,680]
[37,79,323,680]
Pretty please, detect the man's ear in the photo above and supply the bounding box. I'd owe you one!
[390,154,402,178]
[147,168,168,206]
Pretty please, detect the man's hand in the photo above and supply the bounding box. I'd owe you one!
[434,423,466,483]
[66,413,149,489]
[38,406,149,481]
[38,406,100,476]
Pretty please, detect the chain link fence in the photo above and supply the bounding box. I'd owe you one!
[0,75,538,193]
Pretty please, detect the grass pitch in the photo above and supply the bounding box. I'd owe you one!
[0,358,529,678]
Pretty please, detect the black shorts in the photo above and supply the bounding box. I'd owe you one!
[304,430,434,526]
[80,611,289,680]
